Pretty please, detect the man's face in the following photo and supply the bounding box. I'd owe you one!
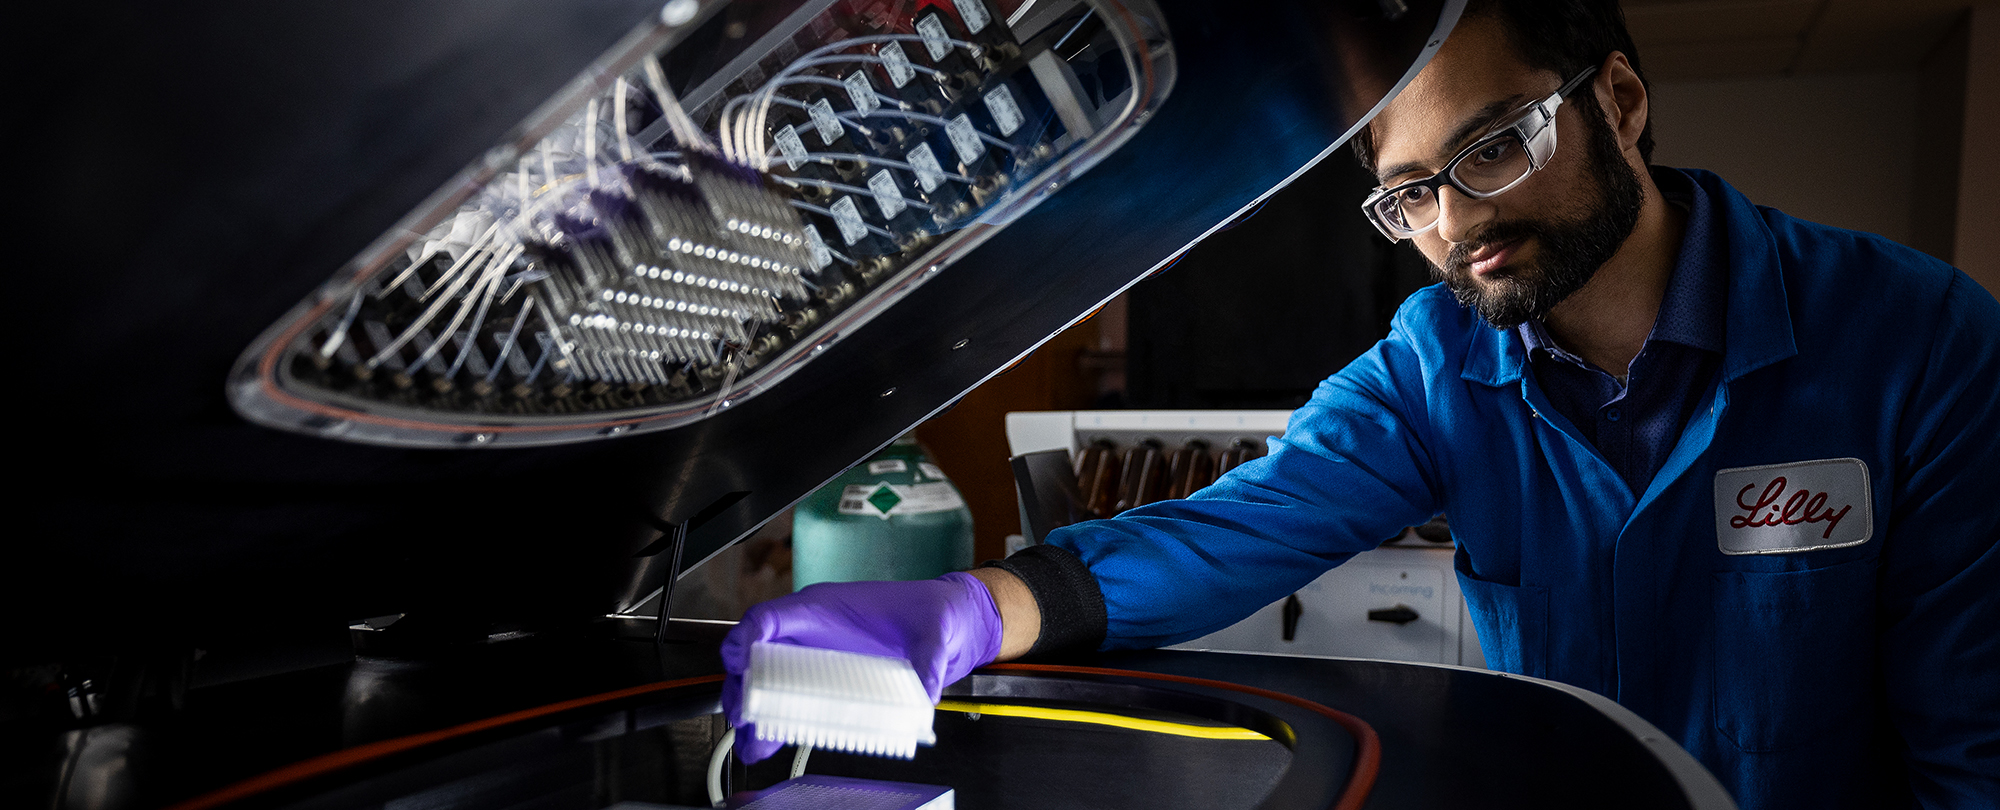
[1367,17,1643,329]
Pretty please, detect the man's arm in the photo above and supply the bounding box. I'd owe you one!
[980,313,1448,652]
[1879,272,2000,807]
[969,567,1039,660]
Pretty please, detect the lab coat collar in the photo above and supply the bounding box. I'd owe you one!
[1459,167,1797,388]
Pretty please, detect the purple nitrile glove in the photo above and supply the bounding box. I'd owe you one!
[719,571,1005,763]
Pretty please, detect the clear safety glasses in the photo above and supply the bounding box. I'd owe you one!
[1361,66,1599,242]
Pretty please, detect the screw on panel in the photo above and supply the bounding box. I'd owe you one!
[880,388,897,397]
[484,146,519,170]
[951,339,969,350]
[661,0,699,26]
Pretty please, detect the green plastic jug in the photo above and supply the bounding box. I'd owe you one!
[792,435,975,588]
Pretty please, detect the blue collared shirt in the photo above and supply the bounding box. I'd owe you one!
[1517,169,1726,494]
[1049,168,2000,808]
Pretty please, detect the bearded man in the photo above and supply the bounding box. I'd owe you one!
[719,1,2000,806]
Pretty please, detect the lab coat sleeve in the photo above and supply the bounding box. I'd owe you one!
[1879,271,2000,807]
[1045,309,1447,650]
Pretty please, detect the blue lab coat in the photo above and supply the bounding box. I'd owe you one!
[1046,169,2000,808]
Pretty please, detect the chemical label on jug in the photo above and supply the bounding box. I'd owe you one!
[838,482,967,519]
[868,459,908,475]
[919,462,947,481]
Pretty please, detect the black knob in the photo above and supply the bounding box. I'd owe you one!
[1368,604,1420,625]
[1281,594,1304,641]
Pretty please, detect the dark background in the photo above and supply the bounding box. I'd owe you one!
[1124,150,1435,410]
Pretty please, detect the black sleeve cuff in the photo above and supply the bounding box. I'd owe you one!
[982,543,1107,659]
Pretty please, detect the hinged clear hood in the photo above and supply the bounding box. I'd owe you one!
[229,0,1175,448]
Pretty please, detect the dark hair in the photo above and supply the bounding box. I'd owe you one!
[1352,0,1655,172]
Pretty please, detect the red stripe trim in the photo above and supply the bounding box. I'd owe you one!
[173,661,1379,810]
[165,675,724,810]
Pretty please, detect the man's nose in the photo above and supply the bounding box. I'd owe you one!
[1434,186,1496,244]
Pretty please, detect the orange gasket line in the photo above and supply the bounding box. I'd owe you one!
[982,663,1381,810]
[163,675,725,810]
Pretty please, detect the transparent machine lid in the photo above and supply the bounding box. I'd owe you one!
[229,0,1175,448]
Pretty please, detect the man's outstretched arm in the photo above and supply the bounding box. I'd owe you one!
[968,567,1039,661]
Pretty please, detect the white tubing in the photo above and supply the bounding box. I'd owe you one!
[706,727,734,807]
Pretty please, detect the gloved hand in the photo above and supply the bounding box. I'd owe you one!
[719,571,1005,763]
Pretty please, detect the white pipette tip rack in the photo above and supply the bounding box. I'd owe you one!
[742,641,938,759]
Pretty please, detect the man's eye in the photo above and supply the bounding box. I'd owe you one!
[1474,140,1516,164]
[1395,186,1432,205]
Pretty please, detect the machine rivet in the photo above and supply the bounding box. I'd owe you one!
[926,264,941,274]
[484,146,518,170]
[473,432,494,444]
[880,388,897,397]
[951,339,969,350]
[661,0,699,26]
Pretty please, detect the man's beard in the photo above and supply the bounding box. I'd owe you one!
[1431,109,1645,329]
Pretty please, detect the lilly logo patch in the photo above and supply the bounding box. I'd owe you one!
[1713,458,1873,555]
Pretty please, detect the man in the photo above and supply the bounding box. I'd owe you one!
[721,1,2000,806]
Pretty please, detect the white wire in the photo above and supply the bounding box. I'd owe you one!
[399,244,523,373]
[789,743,813,778]
[775,176,934,211]
[644,57,709,150]
[777,151,976,183]
[788,200,898,240]
[853,108,1020,152]
[756,96,875,136]
[614,77,633,162]
[784,54,946,81]
[733,33,983,168]
[706,727,733,807]
[768,74,906,108]
[483,296,535,383]
[584,97,602,186]
[365,225,504,369]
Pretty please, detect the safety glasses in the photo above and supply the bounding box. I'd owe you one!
[1361,66,1599,242]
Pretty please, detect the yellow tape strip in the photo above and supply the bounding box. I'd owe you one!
[933,700,1270,741]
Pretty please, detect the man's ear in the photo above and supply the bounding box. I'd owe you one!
[1596,51,1648,154]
